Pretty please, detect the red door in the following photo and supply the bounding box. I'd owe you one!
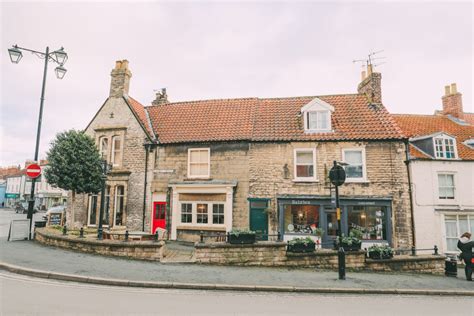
[152,202,166,233]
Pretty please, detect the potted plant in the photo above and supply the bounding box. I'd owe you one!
[287,237,316,253]
[228,229,256,244]
[368,244,394,259]
[336,228,363,251]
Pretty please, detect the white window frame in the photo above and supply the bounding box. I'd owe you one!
[99,136,109,161]
[303,110,332,133]
[342,148,367,182]
[433,135,457,159]
[178,201,226,227]
[87,195,98,227]
[111,135,123,167]
[187,148,210,179]
[293,148,317,182]
[437,172,456,201]
[443,213,474,254]
[114,185,125,227]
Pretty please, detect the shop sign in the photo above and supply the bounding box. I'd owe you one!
[357,201,376,205]
[5,193,19,198]
[291,200,311,205]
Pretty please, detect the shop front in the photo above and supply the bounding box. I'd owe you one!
[277,195,392,248]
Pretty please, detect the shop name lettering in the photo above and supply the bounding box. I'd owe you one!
[291,200,311,205]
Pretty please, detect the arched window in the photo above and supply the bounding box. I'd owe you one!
[111,136,123,167]
[99,137,109,160]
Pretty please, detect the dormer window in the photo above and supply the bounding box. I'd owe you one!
[301,97,334,133]
[464,139,474,149]
[434,135,457,159]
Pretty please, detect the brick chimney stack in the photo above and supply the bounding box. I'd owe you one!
[357,64,382,104]
[442,83,463,119]
[110,60,132,98]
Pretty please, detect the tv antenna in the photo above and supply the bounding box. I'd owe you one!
[352,50,387,69]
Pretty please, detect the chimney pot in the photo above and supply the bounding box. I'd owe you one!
[361,71,366,81]
[367,64,373,76]
[115,60,122,69]
[450,83,457,94]
[444,85,451,96]
[121,60,129,70]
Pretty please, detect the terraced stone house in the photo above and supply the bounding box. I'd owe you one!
[69,61,413,249]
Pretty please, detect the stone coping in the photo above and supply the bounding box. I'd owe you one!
[287,250,366,257]
[195,241,286,249]
[35,228,165,248]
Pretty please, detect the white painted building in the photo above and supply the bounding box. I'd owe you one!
[5,174,25,207]
[394,83,474,254]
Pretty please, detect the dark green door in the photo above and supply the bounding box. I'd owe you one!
[249,200,269,241]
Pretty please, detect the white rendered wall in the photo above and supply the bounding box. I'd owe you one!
[410,160,474,254]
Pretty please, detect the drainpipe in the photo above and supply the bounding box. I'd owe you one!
[142,144,150,232]
[404,139,416,248]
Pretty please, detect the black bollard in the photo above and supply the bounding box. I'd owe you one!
[338,246,346,280]
[434,245,439,255]
[200,231,204,243]
[411,246,416,256]
[79,227,84,238]
[62,225,67,235]
[154,231,159,242]
[125,230,129,241]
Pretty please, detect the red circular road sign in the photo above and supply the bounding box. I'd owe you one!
[26,163,42,179]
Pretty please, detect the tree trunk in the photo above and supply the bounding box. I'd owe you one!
[71,191,76,227]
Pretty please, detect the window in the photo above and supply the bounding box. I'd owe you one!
[87,195,98,226]
[181,203,192,223]
[306,111,331,131]
[283,205,320,234]
[445,215,473,252]
[294,149,317,181]
[188,148,210,178]
[343,148,366,181]
[114,185,125,226]
[99,137,108,160]
[464,139,474,149]
[196,204,208,224]
[103,186,110,226]
[348,206,387,240]
[213,204,225,224]
[434,136,456,159]
[438,174,455,199]
[111,136,123,166]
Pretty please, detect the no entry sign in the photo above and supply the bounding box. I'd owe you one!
[26,163,42,179]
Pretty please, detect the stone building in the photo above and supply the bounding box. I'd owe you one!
[70,61,413,248]
[393,84,474,254]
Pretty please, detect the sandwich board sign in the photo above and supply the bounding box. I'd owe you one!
[8,219,30,241]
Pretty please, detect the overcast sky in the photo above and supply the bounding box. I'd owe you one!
[1,1,472,167]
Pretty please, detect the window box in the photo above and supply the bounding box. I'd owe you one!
[228,229,256,244]
[287,237,316,253]
[367,245,394,259]
[340,241,362,252]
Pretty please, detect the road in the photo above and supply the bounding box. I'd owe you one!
[0,207,45,238]
[1,271,473,316]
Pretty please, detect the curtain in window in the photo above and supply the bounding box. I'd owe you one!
[296,151,314,178]
[345,151,363,178]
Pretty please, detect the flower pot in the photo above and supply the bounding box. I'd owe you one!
[228,233,256,244]
[287,242,315,253]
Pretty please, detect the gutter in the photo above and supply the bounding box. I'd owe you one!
[404,139,416,248]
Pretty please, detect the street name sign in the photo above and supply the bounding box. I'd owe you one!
[26,163,42,179]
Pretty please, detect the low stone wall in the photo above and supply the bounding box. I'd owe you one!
[195,242,365,269]
[195,242,445,274]
[365,255,445,275]
[35,228,165,261]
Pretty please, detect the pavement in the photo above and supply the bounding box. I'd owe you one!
[0,208,473,296]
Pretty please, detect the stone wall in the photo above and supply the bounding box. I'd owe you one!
[195,242,444,274]
[35,228,164,261]
[151,142,250,229]
[69,95,153,232]
[195,242,365,268]
[366,255,445,275]
[248,141,412,248]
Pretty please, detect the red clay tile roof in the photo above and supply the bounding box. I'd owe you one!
[126,96,155,139]
[464,113,474,125]
[145,94,405,144]
[392,114,474,160]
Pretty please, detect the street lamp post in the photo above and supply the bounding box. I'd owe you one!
[329,160,347,280]
[97,160,112,240]
[7,44,68,240]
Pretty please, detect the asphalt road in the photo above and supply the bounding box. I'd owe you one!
[1,271,473,316]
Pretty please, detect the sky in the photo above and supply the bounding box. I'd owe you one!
[1,1,472,167]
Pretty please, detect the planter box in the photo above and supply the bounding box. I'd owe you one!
[287,242,316,253]
[341,242,362,252]
[228,233,256,244]
[368,251,394,260]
